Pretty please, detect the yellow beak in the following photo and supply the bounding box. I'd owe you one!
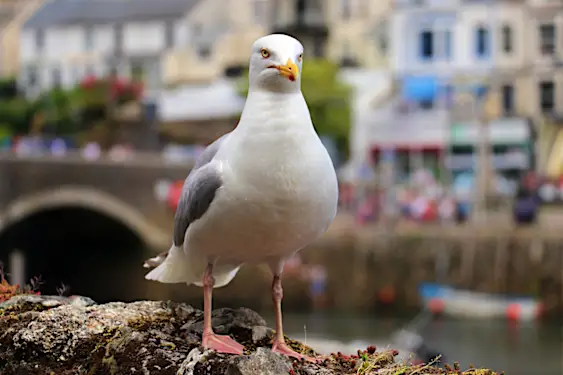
[275,59,299,81]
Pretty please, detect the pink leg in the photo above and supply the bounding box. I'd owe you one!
[271,273,315,361]
[201,262,245,355]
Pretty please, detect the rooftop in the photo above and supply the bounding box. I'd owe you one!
[24,0,199,29]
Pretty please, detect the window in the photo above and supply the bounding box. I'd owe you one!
[378,33,387,55]
[145,60,161,89]
[501,25,512,53]
[165,23,175,49]
[341,0,351,20]
[539,24,555,55]
[312,36,324,57]
[443,84,454,108]
[475,26,489,58]
[26,65,38,87]
[197,45,211,59]
[108,65,118,77]
[295,0,305,23]
[35,29,44,50]
[342,40,351,58]
[84,27,94,50]
[420,99,434,109]
[374,20,388,55]
[85,64,95,76]
[193,23,202,38]
[70,67,80,82]
[131,63,144,81]
[113,24,123,54]
[444,30,452,59]
[340,40,357,66]
[253,0,267,24]
[501,84,514,115]
[539,81,555,112]
[419,30,433,59]
[52,66,62,87]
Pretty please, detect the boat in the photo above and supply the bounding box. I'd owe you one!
[418,282,543,321]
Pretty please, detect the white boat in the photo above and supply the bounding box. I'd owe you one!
[418,283,543,321]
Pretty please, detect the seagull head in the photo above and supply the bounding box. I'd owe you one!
[248,34,304,93]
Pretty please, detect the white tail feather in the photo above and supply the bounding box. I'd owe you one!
[145,245,190,283]
[145,244,242,288]
[192,264,241,288]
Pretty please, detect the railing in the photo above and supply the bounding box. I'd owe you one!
[0,150,197,169]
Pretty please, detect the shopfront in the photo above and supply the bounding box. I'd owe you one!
[445,117,534,182]
[367,75,450,181]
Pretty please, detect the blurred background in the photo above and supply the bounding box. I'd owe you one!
[0,0,561,373]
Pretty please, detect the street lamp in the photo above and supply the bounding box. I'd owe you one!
[473,84,491,224]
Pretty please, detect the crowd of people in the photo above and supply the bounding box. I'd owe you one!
[339,166,543,226]
[0,135,204,164]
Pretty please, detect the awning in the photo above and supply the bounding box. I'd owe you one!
[401,75,439,101]
[449,117,531,145]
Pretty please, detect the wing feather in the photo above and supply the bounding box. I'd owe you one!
[173,165,222,246]
[171,132,231,246]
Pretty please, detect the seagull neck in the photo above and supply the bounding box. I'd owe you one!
[237,89,312,135]
[246,89,301,102]
[243,90,304,115]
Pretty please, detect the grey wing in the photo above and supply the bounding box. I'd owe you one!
[192,132,231,171]
[173,163,223,247]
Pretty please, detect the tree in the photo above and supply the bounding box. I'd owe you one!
[238,59,352,157]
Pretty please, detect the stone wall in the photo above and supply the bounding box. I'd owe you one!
[146,221,563,317]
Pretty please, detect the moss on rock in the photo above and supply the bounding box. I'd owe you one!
[0,295,501,375]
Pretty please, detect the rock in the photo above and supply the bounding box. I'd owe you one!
[230,348,292,375]
[0,294,95,310]
[0,295,500,375]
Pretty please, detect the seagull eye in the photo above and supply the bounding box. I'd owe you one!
[260,48,270,58]
[297,53,303,62]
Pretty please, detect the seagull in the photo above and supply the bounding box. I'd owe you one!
[144,34,339,360]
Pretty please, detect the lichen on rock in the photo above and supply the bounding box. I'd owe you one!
[0,295,501,375]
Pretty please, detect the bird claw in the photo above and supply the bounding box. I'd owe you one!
[202,333,245,355]
[272,340,316,362]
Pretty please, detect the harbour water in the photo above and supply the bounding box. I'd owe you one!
[270,312,563,375]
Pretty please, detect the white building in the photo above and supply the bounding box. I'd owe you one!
[18,0,202,96]
[390,0,527,80]
[348,0,534,181]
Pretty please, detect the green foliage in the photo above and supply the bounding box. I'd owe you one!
[0,76,143,137]
[238,59,352,157]
[34,88,80,135]
[0,77,18,99]
[0,98,36,134]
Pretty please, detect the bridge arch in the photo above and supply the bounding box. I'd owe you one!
[0,187,166,249]
[0,187,168,302]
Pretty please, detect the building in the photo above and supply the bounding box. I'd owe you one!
[524,0,563,119]
[271,0,391,68]
[391,0,528,114]
[19,0,198,95]
[326,0,391,68]
[0,0,44,77]
[164,0,270,82]
[525,0,563,175]
[270,0,328,58]
[379,0,533,182]
[18,0,272,96]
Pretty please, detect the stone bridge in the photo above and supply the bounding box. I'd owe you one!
[0,151,191,250]
[0,151,197,300]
